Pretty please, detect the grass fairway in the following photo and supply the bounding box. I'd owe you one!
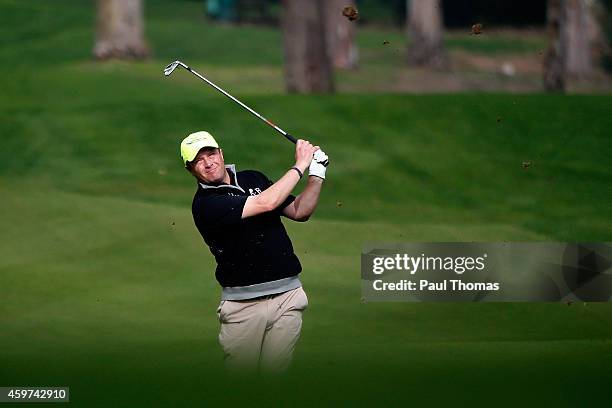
[1,0,612,406]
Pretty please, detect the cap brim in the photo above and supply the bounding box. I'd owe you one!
[183,141,219,165]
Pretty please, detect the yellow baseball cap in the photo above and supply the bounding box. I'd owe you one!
[180,131,219,165]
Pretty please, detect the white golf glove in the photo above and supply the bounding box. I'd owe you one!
[309,149,329,179]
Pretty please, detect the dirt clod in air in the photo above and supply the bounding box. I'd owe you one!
[171,222,175,226]
[383,40,390,45]
[521,161,532,170]
[336,201,343,207]
[342,5,359,22]
[471,23,483,35]
[496,117,502,123]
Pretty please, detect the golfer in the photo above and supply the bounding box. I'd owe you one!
[180,130,328,372]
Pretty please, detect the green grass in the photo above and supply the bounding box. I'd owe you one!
[2,183,612,406]
[446,32,546,54]
[1,0,612,406]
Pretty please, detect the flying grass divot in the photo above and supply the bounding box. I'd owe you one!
[342,6,359,22]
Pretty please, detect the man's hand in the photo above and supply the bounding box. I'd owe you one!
[308,149,329,179]
[294,139,319,174]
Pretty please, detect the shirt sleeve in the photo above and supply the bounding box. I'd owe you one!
[193,193,248,228]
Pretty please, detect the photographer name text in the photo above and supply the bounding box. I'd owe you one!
[372,279,500,291]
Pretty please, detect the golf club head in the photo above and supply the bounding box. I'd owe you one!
[163,60,185,76]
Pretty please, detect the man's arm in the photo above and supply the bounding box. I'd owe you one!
[283,149,329,221]
[282,177,323,221]
[241,140,317,219]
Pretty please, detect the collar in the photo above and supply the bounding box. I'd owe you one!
[198,164,245,193]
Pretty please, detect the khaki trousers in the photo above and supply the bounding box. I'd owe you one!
[216,286,308,372]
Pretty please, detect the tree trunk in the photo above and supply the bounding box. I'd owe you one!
[544,0,566,92]
[281,0,335,93]
[406,0,448,70]
[325,0,358,70]
[93,0,149,60]
[564,0,593,78]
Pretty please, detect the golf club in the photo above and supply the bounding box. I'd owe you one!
[164,60,297,144]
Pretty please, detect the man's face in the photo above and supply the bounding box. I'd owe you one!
[189,147,227,184]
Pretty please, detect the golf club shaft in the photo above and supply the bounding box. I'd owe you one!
[183,64,297,144]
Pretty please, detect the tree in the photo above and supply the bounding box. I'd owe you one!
[406,0,448,70]
[544,0,566,91]
[602,0,612,72]
[281,0,334,93]
[325,0,359,70]
[544,0,598,91]
[93,0,149,60]
[564,0,593,78]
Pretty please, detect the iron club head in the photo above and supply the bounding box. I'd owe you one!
[164,60,184,76]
